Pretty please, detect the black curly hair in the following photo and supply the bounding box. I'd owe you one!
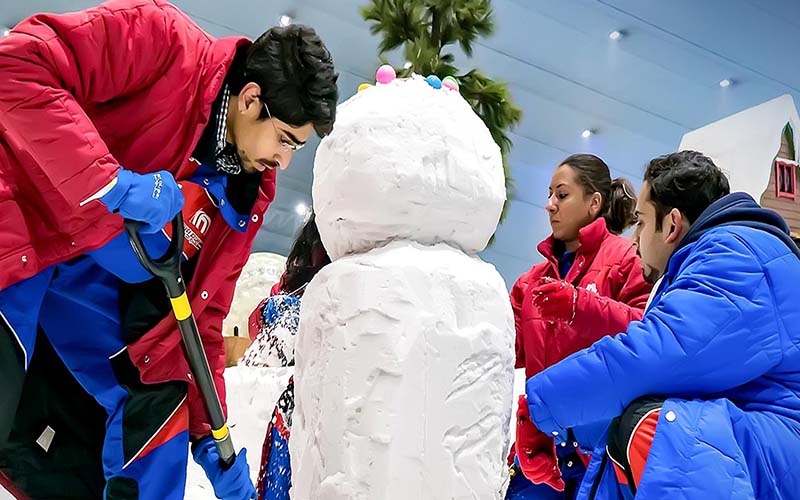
[644,150,731,231]
[230,24,339,137]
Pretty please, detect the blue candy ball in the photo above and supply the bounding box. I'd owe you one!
[425,75,442,89]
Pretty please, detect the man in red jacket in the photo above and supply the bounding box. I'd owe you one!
[0,1,338,499]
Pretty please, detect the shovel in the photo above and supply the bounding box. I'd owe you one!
[124,215,235,468]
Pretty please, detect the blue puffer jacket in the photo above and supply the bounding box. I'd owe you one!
[525,193,800,499]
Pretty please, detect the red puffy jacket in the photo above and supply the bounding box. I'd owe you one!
[0,0,276,438]
[511,218,652,379]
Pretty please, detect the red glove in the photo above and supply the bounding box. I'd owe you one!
[530,278,579,325]
[515,395,565,492]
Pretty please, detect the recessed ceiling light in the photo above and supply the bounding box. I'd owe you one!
[403,61,413,70]
[581,129,594,139]
[295,203,309,216]
[609,30,623,41]
[719,79,732,88]
[279,14,293,27]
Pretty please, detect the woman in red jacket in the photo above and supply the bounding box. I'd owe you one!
[507,154,652,500]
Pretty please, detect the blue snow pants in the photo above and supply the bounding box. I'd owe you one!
[0,257,189,500]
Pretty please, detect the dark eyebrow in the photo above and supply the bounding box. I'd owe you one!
[283,129,305,146]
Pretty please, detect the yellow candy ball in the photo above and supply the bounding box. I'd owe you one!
[358,83,372,92]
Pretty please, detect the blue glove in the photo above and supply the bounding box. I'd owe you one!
[192,437,257,500]
[100,168,184,234]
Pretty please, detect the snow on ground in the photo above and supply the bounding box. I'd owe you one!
[184,364,293,499]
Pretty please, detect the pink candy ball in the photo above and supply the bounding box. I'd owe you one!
[442,76,459,91]
[376,64,397,84]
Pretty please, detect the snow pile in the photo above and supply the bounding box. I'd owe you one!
[185,365,292,499]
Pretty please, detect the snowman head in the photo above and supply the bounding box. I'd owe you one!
[312,72,505,260]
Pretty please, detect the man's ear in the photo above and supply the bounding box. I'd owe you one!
[664,208,684,245]
[237,82,262,113]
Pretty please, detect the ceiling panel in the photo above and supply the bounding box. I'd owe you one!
[1,0,791,288]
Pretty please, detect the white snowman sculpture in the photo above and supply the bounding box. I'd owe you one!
[290,68,515,500]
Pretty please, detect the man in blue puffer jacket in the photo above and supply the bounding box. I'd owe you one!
[524,150,800,499]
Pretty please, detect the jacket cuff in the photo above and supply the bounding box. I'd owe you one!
[96,167,132,211]
[576,283,597,314]
[526,376,566,441]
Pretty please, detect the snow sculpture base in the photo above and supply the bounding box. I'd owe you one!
[290,241,515,500]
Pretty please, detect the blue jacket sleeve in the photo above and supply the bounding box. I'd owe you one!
[526,231,784,434]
